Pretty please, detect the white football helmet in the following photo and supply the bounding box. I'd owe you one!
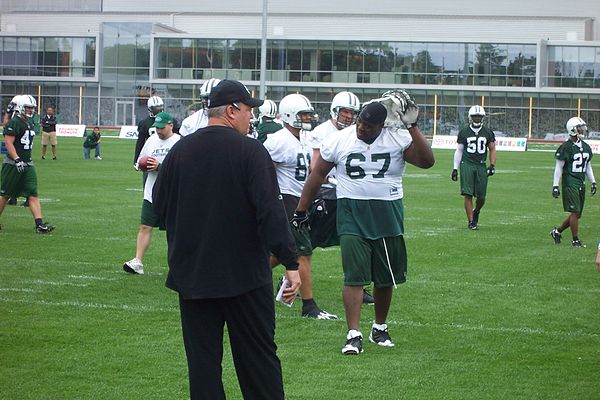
[468,105,486,128]
[258,99,277,119]
[279,94,316,131]
[199,78,221,108]
[147,96,164,117]
[6,95,19,116]
[330,91,360,129]
[15,95,37,118]
[566,116,587,137]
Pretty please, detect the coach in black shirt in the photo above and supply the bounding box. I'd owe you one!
[153,80,300,400]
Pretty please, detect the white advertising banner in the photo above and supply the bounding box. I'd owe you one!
[587,139,600,154]
[431,135,527,152]
[56,124,86,137]
[431,135,457,149]
[119,125,139,139]
[494,137,527,152]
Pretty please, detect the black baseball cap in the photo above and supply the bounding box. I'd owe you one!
[359,102,387,125]
[208,79,264,109]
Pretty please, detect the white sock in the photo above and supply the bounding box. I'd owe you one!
[372,323,387,331]
[347,329,362,339]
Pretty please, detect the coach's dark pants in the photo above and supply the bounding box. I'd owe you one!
[178,284,284,400]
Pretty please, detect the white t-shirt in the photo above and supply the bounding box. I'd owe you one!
[138,133,181,202]
[320,126,413,200]
[179,109,208,136]
[263,127,312,197]
[308,119,340,187]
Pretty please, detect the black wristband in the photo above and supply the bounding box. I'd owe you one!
[294,210,307,217]
[14,157,21,163]
[409,122,418,128]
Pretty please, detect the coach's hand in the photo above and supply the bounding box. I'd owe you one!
[592,182,597,196]
[552,186,560,198]
[487,164,495,176]
[451,169,458,181]
[14,158,26,173]
[290,210,310,231]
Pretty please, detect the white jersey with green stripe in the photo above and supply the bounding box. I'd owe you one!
[320,125,413,200]
[263,127,312,197]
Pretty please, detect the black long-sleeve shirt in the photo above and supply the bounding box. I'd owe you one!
[41,114,56,132]
[153,125,298,299]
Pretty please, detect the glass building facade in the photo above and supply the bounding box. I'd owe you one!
[1,28,600,137]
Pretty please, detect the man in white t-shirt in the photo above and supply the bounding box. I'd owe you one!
[263,93,337,320]
[123,112,181,274]
[293,94,434,354]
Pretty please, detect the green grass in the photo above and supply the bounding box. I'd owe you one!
[1,137,599,399]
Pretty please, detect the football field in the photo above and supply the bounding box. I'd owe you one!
[1,137,599,399]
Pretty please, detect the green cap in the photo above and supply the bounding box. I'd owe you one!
[152,111,173,128]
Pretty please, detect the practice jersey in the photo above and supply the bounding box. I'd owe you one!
[308,119,340,188]
[3,115,35,162]
[138,134,181,202]
[263,128,312,197]
[456,126,495,164]
[555,139,593,187]
[320,125,413,200]
[256,120,283,143]
[179,109,208,136]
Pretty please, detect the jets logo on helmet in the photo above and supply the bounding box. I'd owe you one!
[468,105,486,128]
[15,95,37,118]
[147,96,164,117]
[330,91,360,129]
[258,99,277,119]
[199,78,221,109]
[279,94,316,131]
[566,116,587,137]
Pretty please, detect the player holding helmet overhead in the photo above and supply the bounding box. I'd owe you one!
[255,99,282,143]
[550,116,596,247]
[451,105,496,230]
[0,94,55,233]
[292,91,434,355]
[179,78,221,136]
[263,93,337,320]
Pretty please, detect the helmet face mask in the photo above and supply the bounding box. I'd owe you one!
[15,95,37,118]
[468,105,486,128]
[330,91,360,129]
[566,116,587,137]
[279,94,316,131]
[199,78,221,109]
[147,96,164,117]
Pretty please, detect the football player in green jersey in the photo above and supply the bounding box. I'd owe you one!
[451,105,496,229]
[550,117,596,247]
[0,95,54,233]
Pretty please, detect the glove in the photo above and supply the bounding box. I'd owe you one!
[313,198,328,216]
[592,182,597,196]
[487,164,495,176]
[397,90,419,129]
[14,158,26,173]
[552,186,560,198]
[451,169,458,181]
[290,210,310,231]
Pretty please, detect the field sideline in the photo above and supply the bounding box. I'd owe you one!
[1,137,599,399]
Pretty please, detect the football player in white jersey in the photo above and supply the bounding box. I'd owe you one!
[179,78,221,136]
[292,92,434,354]
[263,93,337,320]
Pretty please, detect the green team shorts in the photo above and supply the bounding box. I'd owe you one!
[282,193,313,256]
[140,199,160,227]
[562,184,585,215]
[0,163,38,198]
[460,161,488,197]
[339,234,407,288]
